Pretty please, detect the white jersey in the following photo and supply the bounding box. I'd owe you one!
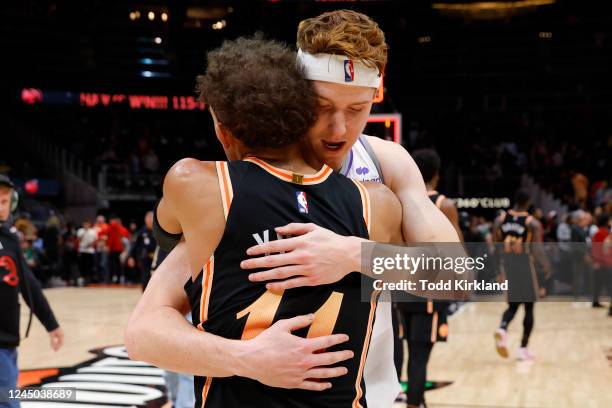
[341,135,401,408]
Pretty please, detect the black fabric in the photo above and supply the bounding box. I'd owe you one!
[0,226,59,348]
[152,202,182,252]
[407,340,434,406]
[78,253,94,283]
[129,227,157,261]
[499,211,539,302]
[500,302,534,348]
[186,161,372,408]
[393,305,403,380]
[129,226,157,290]
[108,252,122,283]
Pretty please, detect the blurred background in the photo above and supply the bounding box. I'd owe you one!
[2,0,610,287]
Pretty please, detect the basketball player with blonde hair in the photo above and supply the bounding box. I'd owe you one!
[128,10,463,408]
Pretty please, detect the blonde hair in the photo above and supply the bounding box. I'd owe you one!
[297,9,388,74]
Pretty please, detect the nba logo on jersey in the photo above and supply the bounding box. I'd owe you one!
[344,59,354,82]
[296,191,308,214]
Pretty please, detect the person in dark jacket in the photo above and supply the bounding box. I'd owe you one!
[0,174,64,408]
[127,211,157,290]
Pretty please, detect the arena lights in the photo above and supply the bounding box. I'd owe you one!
[433,0,556,11]
[154,37,162,44]
[129,12,137,21]
[161,12,168,22]
[432,0,556,20]
[539,31,553,39]
[148,11,155,21]
[212,20,227,30]
[418,36,432,44]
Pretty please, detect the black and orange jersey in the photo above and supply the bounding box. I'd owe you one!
[498,209,539,301]
[185,158,377,408]
[499,209,534,253]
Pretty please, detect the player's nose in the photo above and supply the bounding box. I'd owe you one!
[328,111,347,138]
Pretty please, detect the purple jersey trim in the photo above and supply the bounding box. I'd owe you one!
[342,149,354,176]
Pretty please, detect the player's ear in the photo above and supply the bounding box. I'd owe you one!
[209,107,234,148]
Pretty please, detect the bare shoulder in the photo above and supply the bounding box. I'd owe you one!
[364,135,425,193]
[164,158,217,197]
[364,135,405,157]
[165,158,216,185]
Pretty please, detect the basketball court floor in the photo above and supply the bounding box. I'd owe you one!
[17,287,612,408]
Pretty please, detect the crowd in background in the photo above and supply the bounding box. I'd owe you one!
[6,190,610,305]
[461,201,612,305]
[11,211,155,288]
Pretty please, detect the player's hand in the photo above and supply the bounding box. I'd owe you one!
[242,223,361,291]
[236,314,354,390]
[127,257,136,268]
[48,327,64,351]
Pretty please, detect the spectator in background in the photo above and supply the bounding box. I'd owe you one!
[14,214,37,243]
[20,231,44,283]
[142,149,160,173]
[591,214,612,315]
[570,210,591,297]
[571,171,589,209]
[94,215,109,283]
[1,174,64,408]
[557,214,573,286]
[107,215,130,284]
[43,213,61,279]
[61,222,80,286]
[77,220,97,286]
[127,211,156,290]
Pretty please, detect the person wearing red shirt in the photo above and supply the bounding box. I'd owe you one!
[107,215,130,283]
[94,215,109,283]
[591,214,612,316]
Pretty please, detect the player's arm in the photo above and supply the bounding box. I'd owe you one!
[367,136,459,243]
[529,218,551,279]
[16,243,64,351]
[126,241,242,377]
[440,198,464,242]
[126,159,353,389]
[492,214,506,280]
[245,139,469,294]
[363,181,403,244]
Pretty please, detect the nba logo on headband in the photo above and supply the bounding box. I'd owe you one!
[344,60,354,82]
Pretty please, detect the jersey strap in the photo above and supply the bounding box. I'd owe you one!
[215,162,234,220]
[350,179,371,234]
[359,135,385,184]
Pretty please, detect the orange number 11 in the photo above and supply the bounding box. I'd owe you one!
[236,290,344,340]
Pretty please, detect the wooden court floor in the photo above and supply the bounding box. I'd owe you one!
[18,288,612,408]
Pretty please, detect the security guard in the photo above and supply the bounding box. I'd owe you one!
[0,174,64,407]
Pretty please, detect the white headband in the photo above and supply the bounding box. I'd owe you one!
[296,49,382,89]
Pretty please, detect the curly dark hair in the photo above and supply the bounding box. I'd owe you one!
[196,36,317,149]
